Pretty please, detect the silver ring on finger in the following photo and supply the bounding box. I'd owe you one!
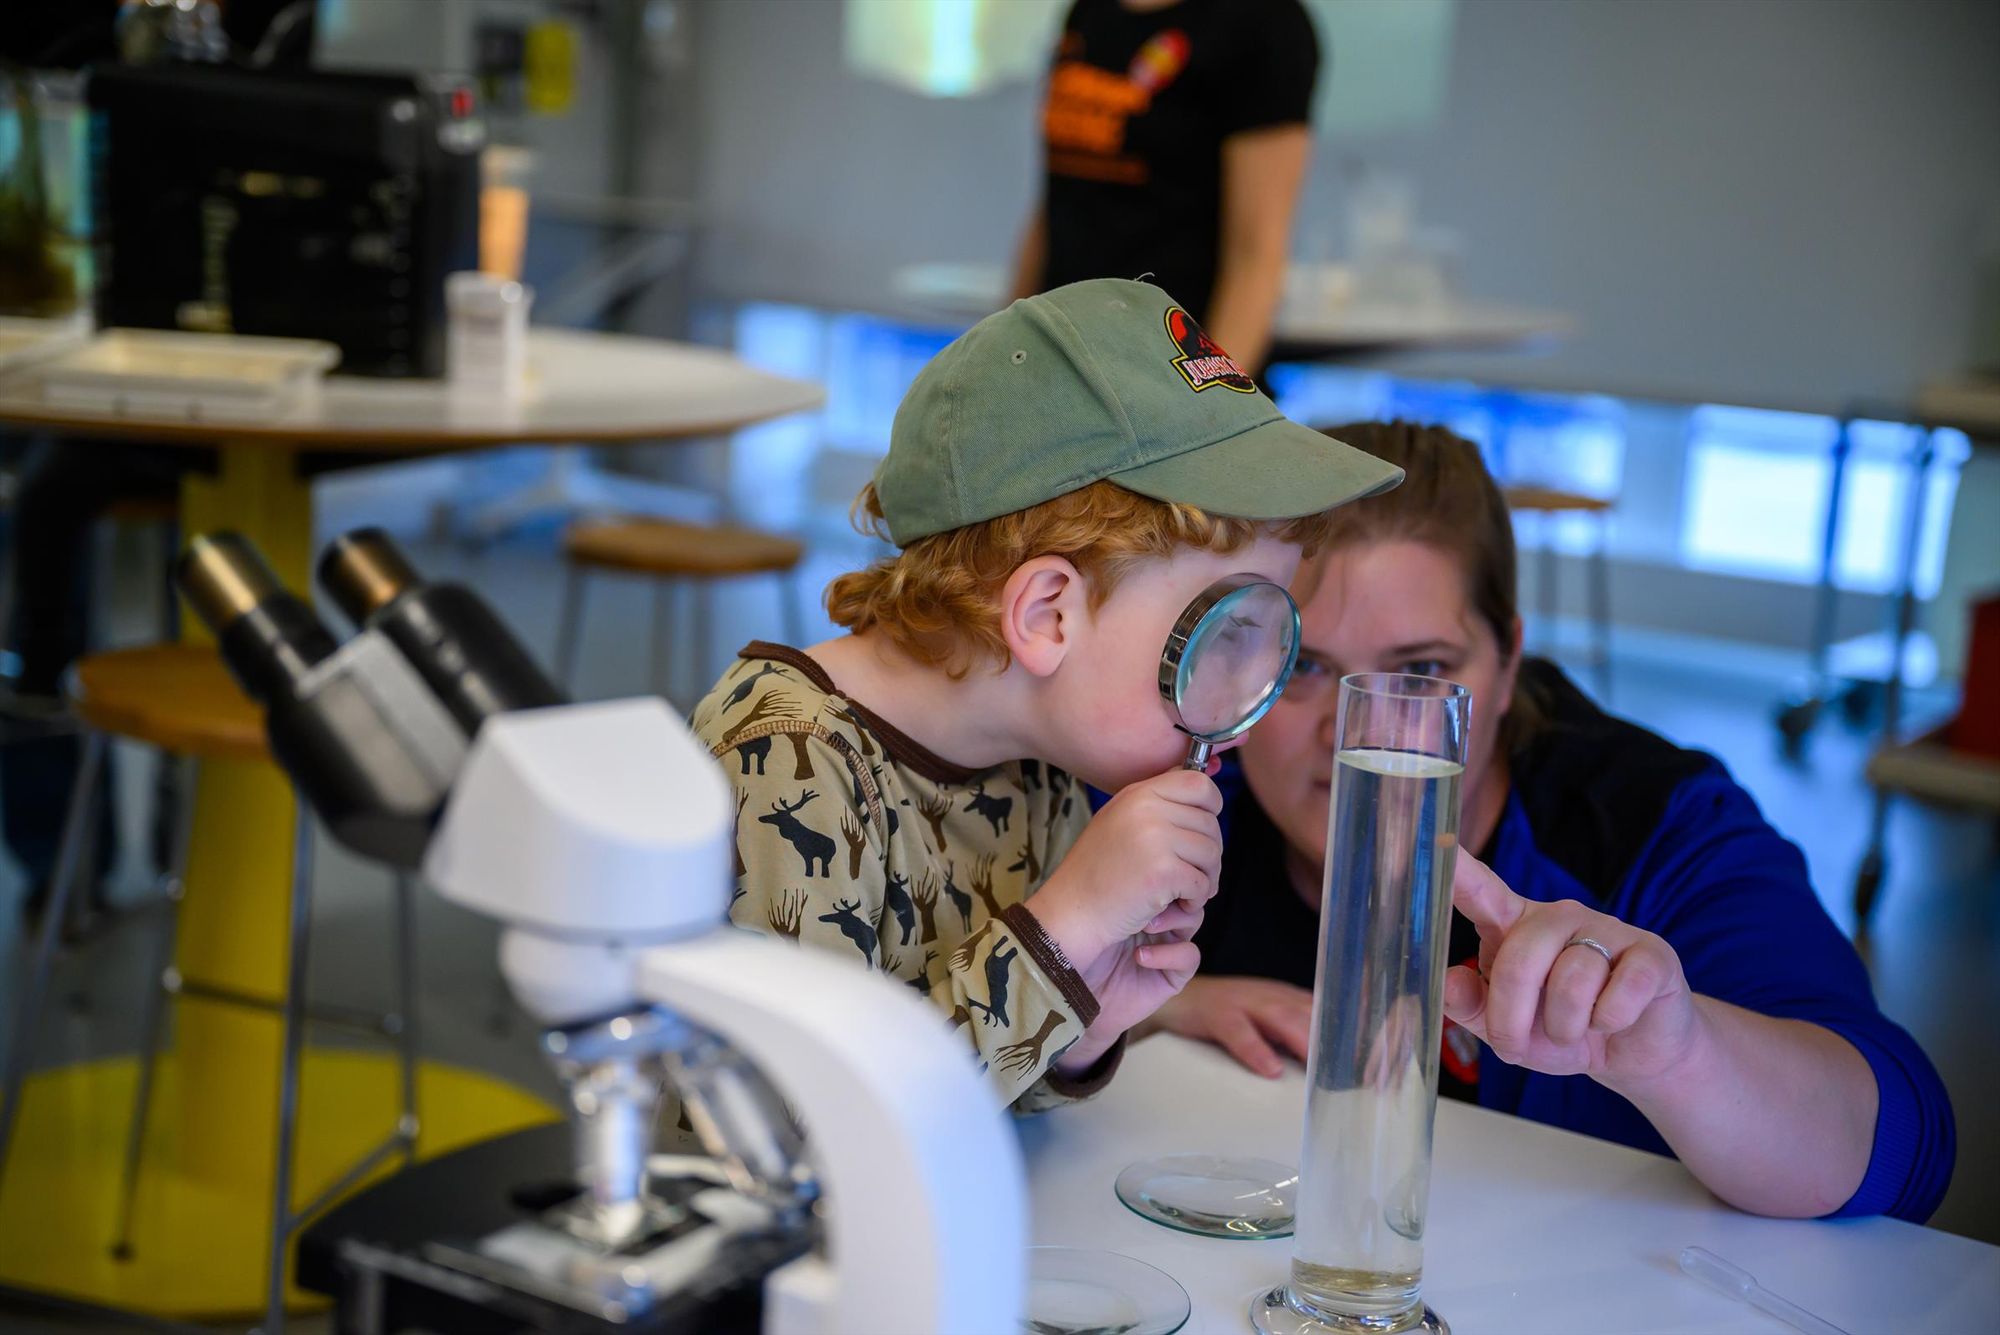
[1563,935,1614,965]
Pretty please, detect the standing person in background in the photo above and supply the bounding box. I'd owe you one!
[1011,0,1318,376]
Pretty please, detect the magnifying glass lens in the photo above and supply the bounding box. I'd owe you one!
[1176,587,1288,735]
[1165,579,1300,765]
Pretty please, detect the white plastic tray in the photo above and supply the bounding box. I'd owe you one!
[35,328,340,423]
[0,313,92,377]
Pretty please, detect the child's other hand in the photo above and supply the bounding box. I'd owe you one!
[1055,926,1204,1076]
[1151,975,1313,1079]
[1029,767,1223,970]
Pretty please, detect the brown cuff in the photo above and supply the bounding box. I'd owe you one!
[1002,903,1099,1028]
[1043,1031,1127,1100]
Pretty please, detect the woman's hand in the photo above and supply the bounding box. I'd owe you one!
[1443,852,1699,1088]
[1151,974,1313,1078]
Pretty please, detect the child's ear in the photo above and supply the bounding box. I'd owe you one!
[998,555,1084,678]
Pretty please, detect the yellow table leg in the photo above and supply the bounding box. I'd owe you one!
[0,443,559,1316]
[171,443,309,1188]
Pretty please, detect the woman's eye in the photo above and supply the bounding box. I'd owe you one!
[1401,659,1446,678]
[1295,655,1331,677]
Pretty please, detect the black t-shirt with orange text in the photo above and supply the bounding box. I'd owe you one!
[1038,0,1319,325]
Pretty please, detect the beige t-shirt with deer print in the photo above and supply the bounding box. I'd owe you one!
[688,642,1115,1112]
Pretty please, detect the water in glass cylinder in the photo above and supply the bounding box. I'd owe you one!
[1291,746,1463,1330]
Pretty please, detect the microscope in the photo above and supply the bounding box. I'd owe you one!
[178,530,1024,1333]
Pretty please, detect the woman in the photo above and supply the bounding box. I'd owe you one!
[1157,421,1955,1223]
[1011,0,1318,374]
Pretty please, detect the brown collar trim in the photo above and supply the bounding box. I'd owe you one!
[737,642,982,786]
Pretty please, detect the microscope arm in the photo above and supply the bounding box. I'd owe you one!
[640,931,1025,1335]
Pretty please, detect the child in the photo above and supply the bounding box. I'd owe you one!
[690,279,1401,1109]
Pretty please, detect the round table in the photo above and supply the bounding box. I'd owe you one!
[0,328,823,1316]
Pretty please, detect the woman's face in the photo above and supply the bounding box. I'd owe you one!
[1240,538,1518,870]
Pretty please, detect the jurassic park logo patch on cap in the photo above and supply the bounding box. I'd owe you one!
[1164,306,1256,394]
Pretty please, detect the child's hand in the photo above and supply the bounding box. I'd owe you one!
[1055,926,1203,1075]
[1028,768,1223,971]
[1150,975,1313,1078]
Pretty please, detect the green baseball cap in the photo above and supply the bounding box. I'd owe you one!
[875,278,1404,546]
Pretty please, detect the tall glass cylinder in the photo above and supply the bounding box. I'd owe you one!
[1254,673,1469,1335]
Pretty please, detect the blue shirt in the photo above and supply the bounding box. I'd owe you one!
[1199,660,1955,1222]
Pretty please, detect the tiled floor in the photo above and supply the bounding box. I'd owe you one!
[0,531,1993,1333]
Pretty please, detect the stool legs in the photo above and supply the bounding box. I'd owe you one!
[111,756,198,1261]
[263,813,316,1335]
[781,569,807,649]
[692,580,716,707]
[0,729,106,1193]
[651,580,676,703]
[392,873,420,1166]
[553,564,589,691]
[1542,517,1558,651]
[1590,513,1613,697]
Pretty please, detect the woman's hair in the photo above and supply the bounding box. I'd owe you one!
[1317,420,1544,750]
[826,480,1340,677]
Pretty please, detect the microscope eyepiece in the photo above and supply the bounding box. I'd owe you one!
[319,527,422,624]
[177,532,339,703]
[316,527,565,733]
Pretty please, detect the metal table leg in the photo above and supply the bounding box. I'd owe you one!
[1853,428,1937,924]
[1777,417,1854,752]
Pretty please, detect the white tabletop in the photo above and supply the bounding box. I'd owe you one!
[0,327,825,450]
[1269,302,1573,359]
[1021,1035,1998,1334]
[886,262,1571,360]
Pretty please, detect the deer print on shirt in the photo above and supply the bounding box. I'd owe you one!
[966,942,1017,1027]
[721,661,787,713]
[721,691,798,775]
[881,871,916,946]
[911,868,942,945]
[817,898,878,963]
[996,1010,1065,1076]
[1018,759,1043,791]
[869,765,901,838]
[732,790,750,878]
[969,854,1003,920]
[830,705,874,756]
[949,920,994,973]
[734,736,772,775]
[904,950,938,998]
[759,790,834,877]
[916,791,951,852]
[941,861,974,932]
[767,888,806,939]
[1008,821,1041,884]
[838,812,867,878]
[964,782,1012,836]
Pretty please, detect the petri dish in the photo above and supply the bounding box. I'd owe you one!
[1115,1154,1296,1240]
[1023,1247,1190,1335]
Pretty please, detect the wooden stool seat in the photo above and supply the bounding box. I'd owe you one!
[1500,486,1616,696]
[564,519,805,578]
[1502,484,1614,514]
[71,645,266,764]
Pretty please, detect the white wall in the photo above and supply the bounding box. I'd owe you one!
[691,0,2000,412]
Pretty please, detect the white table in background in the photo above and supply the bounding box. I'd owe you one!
[1021,1035,1998,1334]
[886,261,1572,361]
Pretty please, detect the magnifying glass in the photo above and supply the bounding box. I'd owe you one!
[1158,574,1302,771]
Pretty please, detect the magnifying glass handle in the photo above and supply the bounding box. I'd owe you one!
[1182,737,1214,771]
